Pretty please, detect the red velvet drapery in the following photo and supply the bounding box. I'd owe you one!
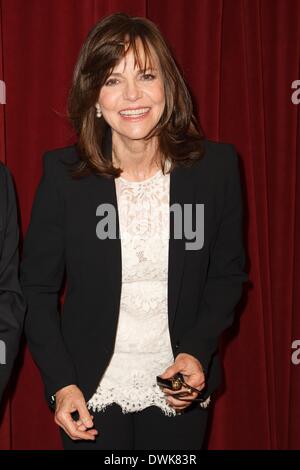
[0,0,299,449]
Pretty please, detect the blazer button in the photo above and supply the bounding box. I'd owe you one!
[175,341,180,349]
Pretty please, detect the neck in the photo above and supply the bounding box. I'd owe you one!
[111,132,161,180]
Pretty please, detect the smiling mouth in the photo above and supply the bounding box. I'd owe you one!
[119,107,151,118]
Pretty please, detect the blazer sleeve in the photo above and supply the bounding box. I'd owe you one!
[0,164,26,402]
[20,152,77,405]
[177,144,248,374]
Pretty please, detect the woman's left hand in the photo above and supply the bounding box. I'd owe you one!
[159,353,205,412]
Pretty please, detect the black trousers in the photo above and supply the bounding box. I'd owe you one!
[60,402,210,450]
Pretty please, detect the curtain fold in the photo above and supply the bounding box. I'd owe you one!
[0,0,299,449]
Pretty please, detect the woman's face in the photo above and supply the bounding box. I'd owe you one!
[97,40,165,141]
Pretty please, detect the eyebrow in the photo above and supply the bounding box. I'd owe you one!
[109,68,158,77]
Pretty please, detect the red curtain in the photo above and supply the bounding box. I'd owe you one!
[0,0,299,449]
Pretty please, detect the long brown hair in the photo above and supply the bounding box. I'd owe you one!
[67,12,205,179]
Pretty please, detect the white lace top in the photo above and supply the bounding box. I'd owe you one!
[87,160,210,416]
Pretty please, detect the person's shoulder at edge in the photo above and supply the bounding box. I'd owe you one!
[0,162,5,187]
[0,159,11,174]
[0,161,16,192]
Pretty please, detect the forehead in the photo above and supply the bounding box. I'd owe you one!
[112,37,159,72]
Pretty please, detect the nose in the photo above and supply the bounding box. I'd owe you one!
[123,79,142,101]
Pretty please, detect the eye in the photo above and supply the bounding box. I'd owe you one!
[141,73,156,81]
[105,78,119,86]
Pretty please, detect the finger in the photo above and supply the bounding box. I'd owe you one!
[59,422,80,440]
[166,395,190,406]
[174,406,188,412]
[55,414,96,440]
[76,424,98,435]
[76,415,95,429]
[77,427,98,435]
[166,392,198,407]
[75,418,85,428]
[168,397,194,406]
[78,415,94,422]
[162,386,186,396]
[86,429,99,436]
[77,423,87,432]
[168,399,191,409]
[76,402,94,428]
[63,413,96,440]
[77,415,94,421]
[159,366,178,379]
[170,401,191,412]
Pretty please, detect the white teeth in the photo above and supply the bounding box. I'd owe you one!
[120,108,150,116]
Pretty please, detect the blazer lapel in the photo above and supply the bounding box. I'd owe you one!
[168,165,194,330]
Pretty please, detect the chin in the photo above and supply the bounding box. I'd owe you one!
[119,128,155,140]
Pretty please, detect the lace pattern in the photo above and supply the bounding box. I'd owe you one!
[87,161,210,415]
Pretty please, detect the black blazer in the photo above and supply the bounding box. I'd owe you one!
[20,129,248,408]
[0,163,26,402]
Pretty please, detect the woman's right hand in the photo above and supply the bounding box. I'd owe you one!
[54,384,98,441]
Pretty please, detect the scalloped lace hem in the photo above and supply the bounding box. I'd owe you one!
[87,388,177,416]
[87,388,211,416]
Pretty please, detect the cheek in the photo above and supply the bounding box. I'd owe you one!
[152,84,165,106]
[98,89,118,110]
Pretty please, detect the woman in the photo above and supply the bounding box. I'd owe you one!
[0,162,26,404]
[20,13,248,450]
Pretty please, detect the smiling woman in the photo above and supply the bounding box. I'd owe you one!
[66,12,205,180]
[96,38,166,178]
[21,11,247,451]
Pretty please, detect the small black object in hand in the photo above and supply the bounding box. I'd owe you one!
[156,372,185,391]
[156,372,207,402]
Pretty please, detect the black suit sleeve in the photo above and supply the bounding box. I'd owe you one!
[177,144,248,374]
[0,165,26,402]
[20,152,77,404]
